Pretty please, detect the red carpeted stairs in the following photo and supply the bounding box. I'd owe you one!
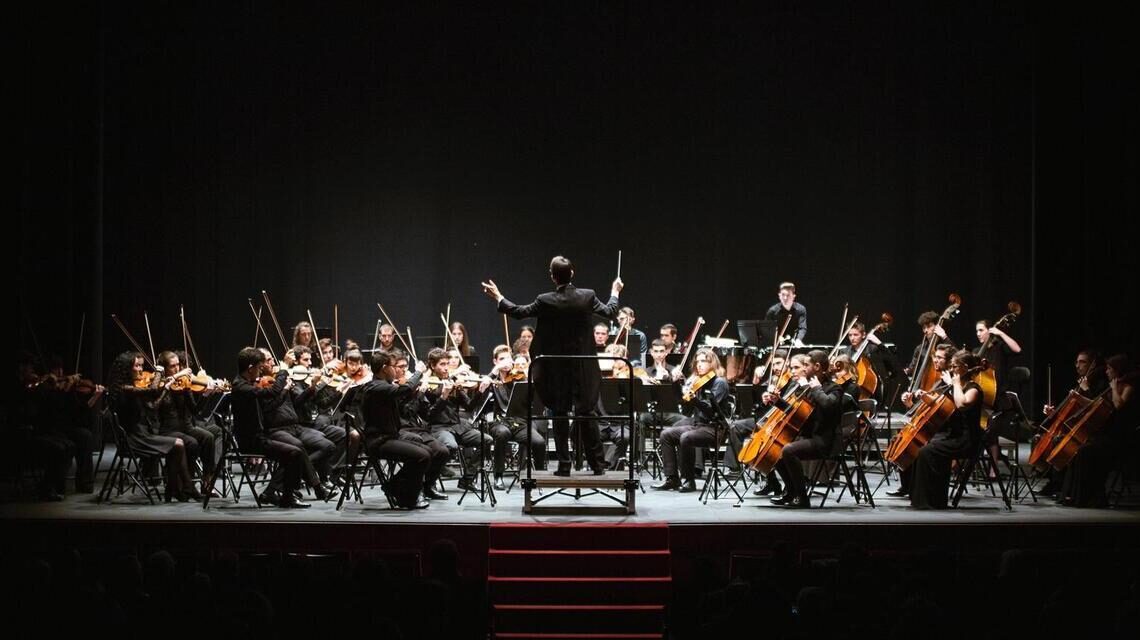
[488,523,671,640]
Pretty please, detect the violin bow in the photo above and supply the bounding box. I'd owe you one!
[143,311,159,368]
[111,313,157,370]
[502,315,510,348]
[440,313,467,368]
[307,309,328,367]
[73,312,86,375]
[247,300,274,352]
[260,290,291,358]
[766,314,793,387]
[376,303,415,355]
[406,327,419,361]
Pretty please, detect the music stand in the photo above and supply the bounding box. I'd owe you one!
[504,382,546,492]
[642,383,683,479]
[599,379,647,484]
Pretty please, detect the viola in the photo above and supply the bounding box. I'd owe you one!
[133,370,160,389]
[681,370,716,402]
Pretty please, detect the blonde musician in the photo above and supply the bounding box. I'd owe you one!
[653,348,729,493]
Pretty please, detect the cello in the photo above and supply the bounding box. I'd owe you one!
[1027,390,1091,471]
[884,382,956,469]
[738,381,814,474]
[1045,387,1114,471]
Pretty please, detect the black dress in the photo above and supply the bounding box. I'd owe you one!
[113,385,179,457]
[910,381,983,510]
[1060,381,1138,507]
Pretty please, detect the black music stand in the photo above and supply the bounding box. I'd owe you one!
[504,382,546,492]
[699,390,744,505]
[599,379,648,488]
[642,383,682,479]
[458,390,497,506]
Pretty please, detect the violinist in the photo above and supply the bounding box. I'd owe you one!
[484,345,546,488]
[154,351,221,489]
[318,338,344,373]
[647,339,684,383]
[515,325,535,358]
[377,324,399,352]
[292,321,317,350]
[357,350,449,509]
[654,348,730,493]
[1059,354,1138,508]
[288,346,354,482]
[614,307,648,367]
[764,282,808,346]
[230,347,328,508]
[829,355,861,412]
[769,350,844,508]
[107,352,201,502]
[659,324,683,354]
[449,321,476,359]
[888,343,957,498]
[252,348,339,496]
[34,355,103,495]
[909,349,985,510]
[637,340,688,454]
[422,347,493,491]
[595,344,632,470]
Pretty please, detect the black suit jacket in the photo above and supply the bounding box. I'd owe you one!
[498,283,620,412]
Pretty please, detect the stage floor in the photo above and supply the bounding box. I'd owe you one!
[4,466,1139,527]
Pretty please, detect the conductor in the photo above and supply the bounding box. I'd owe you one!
[482,256,623,476]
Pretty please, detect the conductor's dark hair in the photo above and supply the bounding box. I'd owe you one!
[550,256,574,285]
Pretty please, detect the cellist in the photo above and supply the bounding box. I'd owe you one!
[888,343,957,498]
[653,348,729,493]
[909,349,985,510]
[1058,354,1138,507]
[731,350,792,498]
[769,350,843,508]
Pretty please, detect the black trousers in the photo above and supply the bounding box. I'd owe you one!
[774,436,830,498]
[490,420,547,475]
[659,418,720,481]
[366,433,445,506]
[268,425,336,481]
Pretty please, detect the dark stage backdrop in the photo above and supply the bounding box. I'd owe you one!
[17,3,1138,413]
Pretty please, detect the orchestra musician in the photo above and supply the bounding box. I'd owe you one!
[654,347,730,493]
[484,345,546,488]
[908,349,985,510]
[889,343,957,498]
[769,350,843,508]
[421,347,493,491]
[659,324,682,354]
[614,307,649,367]
[1058,354,1138,508]
[764,282,808,345]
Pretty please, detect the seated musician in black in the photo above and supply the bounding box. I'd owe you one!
[154,350,220,491]
[1039,349,1108,496]
[889,343,957,498]
[288,345,354,482]
[483,345,546,488]
[1059,353,1138,508]
[422,347,493,491]
[654,348,730,493]
[358,350,449,509]
[230,347,325,508]
[637,339,686,448]
[769,350,843,508]
[730,350,793,497]
[30,355,102,496]
[250,348,337,500]
[973,318,1023,470]
[910,349,985,510]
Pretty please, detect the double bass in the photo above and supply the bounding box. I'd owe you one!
[907,294,961,394]
[850,313,893,400]
[974,301,1022,426]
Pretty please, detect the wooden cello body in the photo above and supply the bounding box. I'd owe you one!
[1027,390,1090,470]
[739,389,814,475]
[1045,391,1114,471]
[885,387,956,470]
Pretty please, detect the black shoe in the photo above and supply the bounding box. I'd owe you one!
[591,467,607,476]
[458,477,479,491]
[257,489,281,507]
[423,486,449,500]
[653,477,681,491]
[314,482,338,502]
[553,465,572,477]
[770,493,795,505]
[787,493,811,509]
[493,476,506,490]
[279,494,311,509]
[753,481,783,497]
[678,479,697,493]
[886,488,909,498]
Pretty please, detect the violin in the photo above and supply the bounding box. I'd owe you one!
[681,370,716,402]
[133,370,161,389]
[504,366,527,383]
[255,374,277,389]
